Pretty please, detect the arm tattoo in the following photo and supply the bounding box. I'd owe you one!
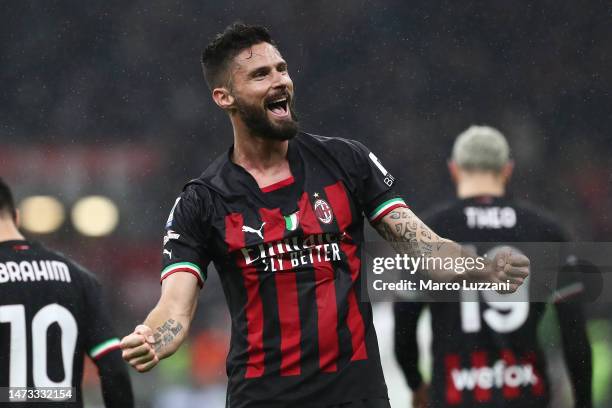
[153,318,184,353]
[375,207,480,282]
[374,209,441,257]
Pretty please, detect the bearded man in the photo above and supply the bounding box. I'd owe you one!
[120,23,529,408]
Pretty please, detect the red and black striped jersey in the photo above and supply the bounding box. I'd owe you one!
[161,132,407,407]
[394,196,588,408]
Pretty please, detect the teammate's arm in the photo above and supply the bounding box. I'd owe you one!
[121,273,199,372]
[553,260,593,408]
[556,301,592,408]
[94,352,135,407]
[393,303,427,398]
[373,206,530,288]
[79,269,135,407]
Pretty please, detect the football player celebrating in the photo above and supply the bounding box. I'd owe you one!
[121,25,529,408]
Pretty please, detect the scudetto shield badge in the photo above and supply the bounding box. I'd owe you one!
[314,199,334,224]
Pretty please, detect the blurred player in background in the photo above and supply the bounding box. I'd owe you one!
[394,126,592,408]
[0,179,134,407]
[120,24,529,408]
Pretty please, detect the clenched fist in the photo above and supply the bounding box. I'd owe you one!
[466,247,530,293]
[488,247,530,293]
[120,324,159,373]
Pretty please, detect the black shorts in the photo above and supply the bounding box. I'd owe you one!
[326,398,391,408]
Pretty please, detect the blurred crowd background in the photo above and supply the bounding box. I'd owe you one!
[1,1,611,407]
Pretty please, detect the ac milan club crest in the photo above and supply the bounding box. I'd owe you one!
[313,197,334,224]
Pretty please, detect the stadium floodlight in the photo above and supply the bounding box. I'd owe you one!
[19,195,65,234]
[71,196,119,237]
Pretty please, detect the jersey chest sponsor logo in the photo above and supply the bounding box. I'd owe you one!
[313,194,334,224]
[464,206,517,229]
[450,360,538,391]
[240,233,342,272]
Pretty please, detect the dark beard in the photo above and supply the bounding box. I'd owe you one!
[234,96,299,141]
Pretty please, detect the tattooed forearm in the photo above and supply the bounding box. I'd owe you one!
[375,208,443,257]
[153,318,184,353]
[375,207,467,282]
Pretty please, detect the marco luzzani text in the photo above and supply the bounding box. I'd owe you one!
[371,254,512,292]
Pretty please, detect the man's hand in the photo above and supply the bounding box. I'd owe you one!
[412,382,429,408]
[120,324,159,373]
[120,274,198,372]
[469,247,530,293]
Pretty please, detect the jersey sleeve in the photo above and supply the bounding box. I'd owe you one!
[394,302,426,391]
[161,184,212,288]
[340,138,409,223]
[543,220,586,303]
[79,272,122,360]
[551,257,587,303]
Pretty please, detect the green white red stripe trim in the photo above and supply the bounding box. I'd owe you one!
[160,262,205,287]
[89,338,121,359]
[369,198,408,223]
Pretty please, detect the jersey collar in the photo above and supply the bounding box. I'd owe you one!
[226,136,304,197]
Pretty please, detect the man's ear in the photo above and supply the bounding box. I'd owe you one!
[448,160,459,185]
[212,87,235,110]
[14,208,20,228]
[501,160,514,183]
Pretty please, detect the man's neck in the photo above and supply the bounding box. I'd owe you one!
[230,120,292,189]
[231,119,289,172]
[457,177,505,199]
[233,134,288,171]
[0,218,25,242]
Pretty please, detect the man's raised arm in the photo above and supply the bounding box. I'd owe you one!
[373,206,530,291]
[120,273,199,372]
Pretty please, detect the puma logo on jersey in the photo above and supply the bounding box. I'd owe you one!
[242,222,266,240]
[163,249,172,258]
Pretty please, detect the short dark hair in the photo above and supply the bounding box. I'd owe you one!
[0,178,16,219]
[201,22,275,89]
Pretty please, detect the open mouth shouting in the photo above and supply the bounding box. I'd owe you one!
[265,95,291,119]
